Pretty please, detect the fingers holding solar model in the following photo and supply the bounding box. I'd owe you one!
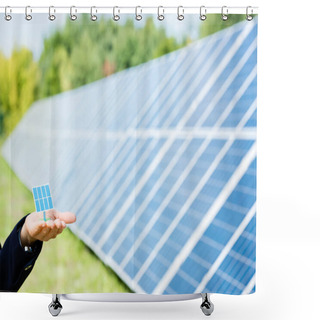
[20,209,76,247]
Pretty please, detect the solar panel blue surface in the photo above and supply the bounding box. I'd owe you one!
[32,184,54,212]
[2,19,257,295]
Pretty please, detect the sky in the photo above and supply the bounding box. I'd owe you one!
[0,13,200,60]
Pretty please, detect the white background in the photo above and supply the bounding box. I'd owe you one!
[1,0,320,319]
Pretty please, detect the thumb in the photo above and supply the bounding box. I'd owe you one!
[55,211,76,224]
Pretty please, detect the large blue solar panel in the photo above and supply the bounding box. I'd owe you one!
[2,19,257,295]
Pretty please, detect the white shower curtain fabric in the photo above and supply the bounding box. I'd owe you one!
[0,13,257,295]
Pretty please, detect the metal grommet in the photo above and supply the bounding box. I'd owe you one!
[91,6,97,21]
[157,6,164,21]
[177,6,184,21]
[135,6,142,21]
[200,5,206,21]
[221,6,228,21]
[113,6,120,21]
[4,6,12,21]
[25,6,32,21]
[70,6,77,21]
[246,6,253,21]
[49,6,56,21]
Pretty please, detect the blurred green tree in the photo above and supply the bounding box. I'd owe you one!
[0,49,39,135]
[38,16,185,99]
[199,14,246,38]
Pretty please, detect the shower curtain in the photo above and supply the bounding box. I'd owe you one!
[0,11,257,296]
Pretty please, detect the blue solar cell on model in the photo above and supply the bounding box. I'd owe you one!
[45,185,51,197]
[43,198,49,210]
[41,185,46,197]
[32,184,54,212]
[35,200,40,212]
[37,187,42,198]
[39,198,45,211]
[33,187,39,200]
[48,197,53,209]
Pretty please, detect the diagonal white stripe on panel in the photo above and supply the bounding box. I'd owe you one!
[195,204,256,293]
[101,136,195,250]
[96,22,255,250]
[160,29,235,127]
[176,21,255,130]
[241,273,256,294]
[195,44,257,128]
[89,35,219,241]
[67,49,188,219]
[152,150,256,294]
[214,66,257,128]
[116,137,212,268]
[133,98,257,285]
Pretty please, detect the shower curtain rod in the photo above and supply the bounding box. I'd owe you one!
[0,6,258,16]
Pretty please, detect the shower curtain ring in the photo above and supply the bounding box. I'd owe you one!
[25,6,32,21]
[135,6,142,21]
[200,6,207,21]
[177,6,184,21]
[4,6,12,21]
[91,6,98,21]
[70,6,77,21]
[49,6,56,21]
[157,6,164,21]
[113,6,120,21]
[221,6,228,21]
[246,6,253,21]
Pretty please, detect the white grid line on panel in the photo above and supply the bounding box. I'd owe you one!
[242,273,255,294]
[176,21,255,130]
[108,137,210,259]
[152,150,256,294]
[194,203,256,292]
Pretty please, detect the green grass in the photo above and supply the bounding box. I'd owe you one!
[0,148,131,293]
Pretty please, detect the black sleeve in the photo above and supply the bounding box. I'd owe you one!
[0,214,43,292]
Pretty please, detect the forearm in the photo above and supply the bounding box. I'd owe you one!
[20,216,37,247]
[0,215,43,292]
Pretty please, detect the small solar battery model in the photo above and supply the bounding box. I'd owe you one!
[32,184,54,222]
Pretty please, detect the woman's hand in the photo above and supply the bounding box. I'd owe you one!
[20,209,76,247]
